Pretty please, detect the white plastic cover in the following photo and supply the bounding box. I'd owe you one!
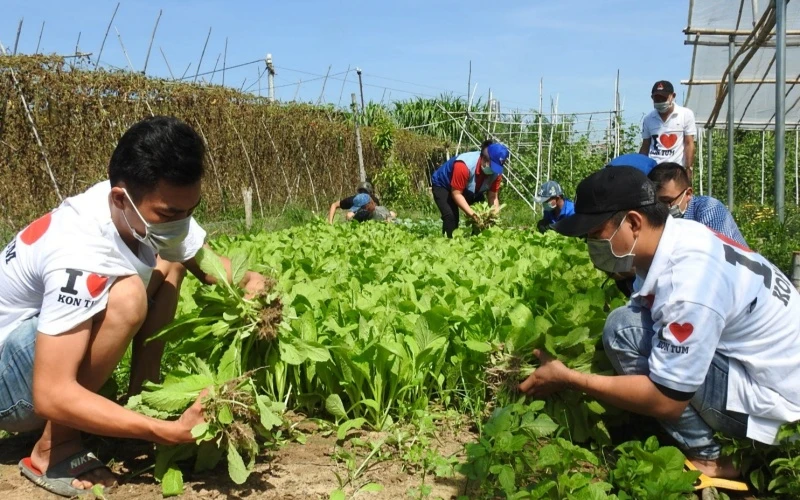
[684,0,800,129]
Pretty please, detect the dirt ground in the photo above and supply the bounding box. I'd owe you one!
[0,419,475,500]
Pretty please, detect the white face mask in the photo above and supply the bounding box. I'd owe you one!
[668,190,688,218]
[587,215,638,274]
[121,188,191,254]
[654,99,672,113]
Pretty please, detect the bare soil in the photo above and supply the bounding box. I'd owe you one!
[0,418,475,500]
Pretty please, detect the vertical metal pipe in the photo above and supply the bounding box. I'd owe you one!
[775,0,787,222]
[727,35,736,210]
[707,128,714,197]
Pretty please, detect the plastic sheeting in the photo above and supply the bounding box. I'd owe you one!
[684,0,800,129]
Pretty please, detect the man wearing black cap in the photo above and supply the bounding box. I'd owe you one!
[639,81,697,177]
[519,166,800,479]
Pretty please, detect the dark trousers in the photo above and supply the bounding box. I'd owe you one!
[432,186,484,238]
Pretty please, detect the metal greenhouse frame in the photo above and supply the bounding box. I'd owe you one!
[683,0,799,221]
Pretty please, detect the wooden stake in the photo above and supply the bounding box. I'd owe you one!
[35,21,45,54]
[209,53,221,84]
[259,118,294,211]
[96,3,120,67]
[142,9,162,74]
[242,187,253,229]
[230,117,265,218]
[115,27,136,72]
[160,47,175,79]
[180,62,192,80]
[13,18,23,55]
[316,65,332,105]
[222,37,228,87]
[194,27,212,84]
[293,79,302,101]
[352,93,366,183]
[338,64,351,107]
[194,120,225,207]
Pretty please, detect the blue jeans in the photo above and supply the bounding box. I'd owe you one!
[0,316,45,433]
[602,303,749,460]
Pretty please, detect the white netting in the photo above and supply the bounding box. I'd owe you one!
[684,0,800,129]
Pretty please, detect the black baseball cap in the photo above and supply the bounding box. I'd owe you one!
[553,166,657,237]
[651,80,674,95]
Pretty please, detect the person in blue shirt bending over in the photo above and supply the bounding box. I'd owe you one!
[647,162,748,248]
[534,181,574,233]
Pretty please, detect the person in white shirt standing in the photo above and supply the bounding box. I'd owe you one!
[639,80,697,179]
[519,166,800,480]
[0,116,269,497]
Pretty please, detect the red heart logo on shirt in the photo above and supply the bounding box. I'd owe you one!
[659,133,678,149]
[669,322,694,343]
[86,274,109,298]
[20,212,52,245]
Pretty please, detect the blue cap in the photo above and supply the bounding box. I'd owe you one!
[606,153,657,176]
[533,180,564,203]
[350,193,371,212]
[486,143,510,174]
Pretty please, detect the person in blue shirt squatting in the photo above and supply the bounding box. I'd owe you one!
[647,162,747,248]
[430,140,510,238]
[534,181,574,233]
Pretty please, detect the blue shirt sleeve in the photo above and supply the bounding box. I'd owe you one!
[688,196,749,248]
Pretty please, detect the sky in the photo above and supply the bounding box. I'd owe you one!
[1,0,693,126]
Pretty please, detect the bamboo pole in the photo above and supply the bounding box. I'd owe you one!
[230,117,265,218]
[194,27,212,84]
[35,21,45,54]
[0,42,62,200]
[194,120,225,208]
[96,3,120,67]
[142,10,162,75]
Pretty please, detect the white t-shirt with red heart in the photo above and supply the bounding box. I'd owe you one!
[632,217,800,444]
[0,181,206,348]
[641,104,697,166]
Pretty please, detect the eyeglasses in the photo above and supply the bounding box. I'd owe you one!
[661,188,688,206]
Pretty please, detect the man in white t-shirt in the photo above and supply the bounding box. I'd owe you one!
[519,166,800,480]
[0,116,269,496]
[639,80,697,177]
